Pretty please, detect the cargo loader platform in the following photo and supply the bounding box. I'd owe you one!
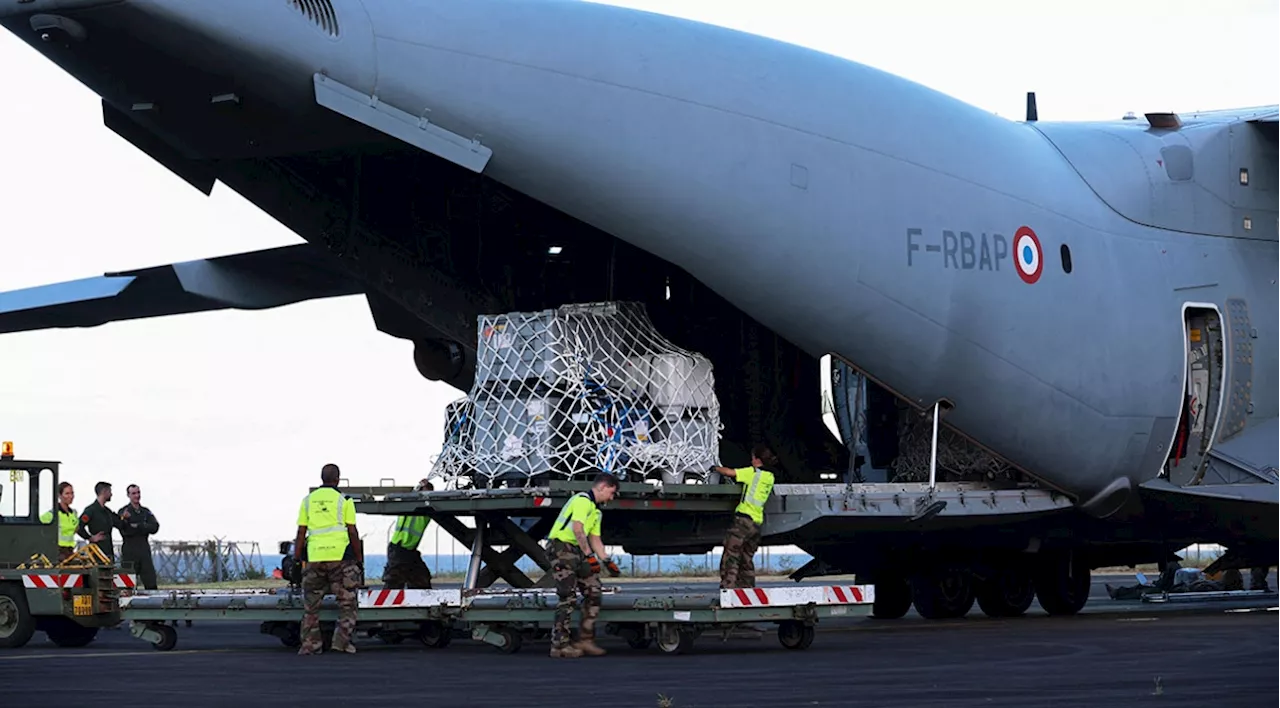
[120,583,875,655]
[347,479,1075,588]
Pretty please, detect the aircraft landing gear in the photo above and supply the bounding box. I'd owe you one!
[1033,551,1091,616]
[976,561,1036,618]
[911,567,975,619]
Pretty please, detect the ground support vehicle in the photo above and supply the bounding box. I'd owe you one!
[121,583,873,654]
[1,448,136,649]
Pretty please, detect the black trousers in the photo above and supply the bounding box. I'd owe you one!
[121,544,158,590]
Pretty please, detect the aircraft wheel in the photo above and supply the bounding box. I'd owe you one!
[911,568,975,619]
[45,618,99,648]
[0,585,36,649]
[976,565,1036,618]
[870,576,913,619]
[1034,553,1090,616]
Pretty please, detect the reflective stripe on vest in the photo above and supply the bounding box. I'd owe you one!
[548,492,592,542]
[305,488,347,537]
[58,509,77,547]
[42,508,78,547]
[391,515,429,549]
[735,468,774,524]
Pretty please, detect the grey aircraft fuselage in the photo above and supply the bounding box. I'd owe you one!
[2,1,1276,536]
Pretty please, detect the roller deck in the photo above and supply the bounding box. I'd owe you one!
[120,583,874,654]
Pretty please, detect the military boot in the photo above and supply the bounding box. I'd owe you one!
[550,644,583,658]
[574,639,607,656]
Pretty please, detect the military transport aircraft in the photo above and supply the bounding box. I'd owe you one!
[1,1,1275,619]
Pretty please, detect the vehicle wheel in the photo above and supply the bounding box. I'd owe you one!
[0,585,36,649]
[871,576,913,619]
[494,627,522,654]
[418,622,451,649]
[377,631,405,645]
[656,625,695,655]
[912,568,975,619]
[152,623,178,652]
[45,618,99,648]
[777,621,815,650]
[277,622,301,648]
[976,565,1036,618]
[626,636,652,650]
[1034,553,1090,616]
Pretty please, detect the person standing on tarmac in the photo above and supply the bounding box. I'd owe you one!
[77,481,124,562]
[713,444,779,589]
[39,482,80,561]
[546,472,621,659]
[294,463,362,655]
[382,479,434,589]
[118,484,161,590]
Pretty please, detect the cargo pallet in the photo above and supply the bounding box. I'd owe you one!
[120,584,875,654]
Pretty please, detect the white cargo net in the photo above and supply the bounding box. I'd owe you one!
[431,302,722,488]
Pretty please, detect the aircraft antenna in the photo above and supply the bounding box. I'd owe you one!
[1025,92,1038,122]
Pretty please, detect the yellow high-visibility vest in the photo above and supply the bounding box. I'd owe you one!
[733,467,775,525]
[39,507,78,547]
[547,493,601,543]
[297,487,356,562]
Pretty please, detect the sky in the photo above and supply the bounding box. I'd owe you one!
[1,0,1276,559]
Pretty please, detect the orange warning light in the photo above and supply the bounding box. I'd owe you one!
[1,441,13,458]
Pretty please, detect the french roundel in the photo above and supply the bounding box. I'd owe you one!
[1013,226,1043,284]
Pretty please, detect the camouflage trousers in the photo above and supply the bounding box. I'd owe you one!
[548,539,601,648]
[719,514,762,589]
[299,560,360,655]
[383,544,433,589]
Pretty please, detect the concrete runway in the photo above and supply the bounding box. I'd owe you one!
[1,576,1275,708]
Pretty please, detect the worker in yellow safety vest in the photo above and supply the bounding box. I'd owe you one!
[38,482,80,561]
[382,478,434,589]
[293,463,362,655]
[546,472,621,658]
[713,444,779,589]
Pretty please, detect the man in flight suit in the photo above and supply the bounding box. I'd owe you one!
[295,463,362,655]
[713,444,779,589]
[118,484,161,590]
[382,479,434,589]
[546,472,621,658]
[77,481,124,562]
[40,482,80,561]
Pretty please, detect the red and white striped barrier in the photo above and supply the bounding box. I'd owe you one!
[20,573,137,590]
[21,573,84,589]
[718,584,875,608]
[358,589,463,608]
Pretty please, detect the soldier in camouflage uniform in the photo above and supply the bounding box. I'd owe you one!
[714,444,779,589]
[294,463,363,655]
[546,473,621,658]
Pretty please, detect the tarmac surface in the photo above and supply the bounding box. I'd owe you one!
[2,575,1276,707]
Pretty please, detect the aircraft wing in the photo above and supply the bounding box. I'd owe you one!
[1179,105,1278,124]
[0,243,362,334]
